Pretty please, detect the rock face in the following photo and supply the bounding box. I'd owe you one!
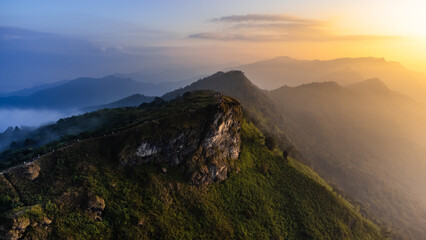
[86,194,106,221]
[188,105,242,185]
[120,94,242,185]
[23,162,41,181]
[0,212,30,240]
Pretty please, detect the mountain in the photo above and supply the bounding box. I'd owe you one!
[237,56,426,103]
[164,71,426,239]
[0,76,163,110]
[0,26,229,94]
[81,94,155,112]
[113,72,201,95]
[269,79,426,240]
[0,91,385,239]
[164,71,296,156]
[0,27,175,93]
[347,77,391,94]
[0,80,71,97]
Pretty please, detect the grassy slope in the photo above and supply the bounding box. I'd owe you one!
[268,83,426,239]
[1,130,384,239]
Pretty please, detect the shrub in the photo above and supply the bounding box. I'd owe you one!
[264,136,276,150]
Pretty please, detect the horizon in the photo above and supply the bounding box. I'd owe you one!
[2,1,426,92]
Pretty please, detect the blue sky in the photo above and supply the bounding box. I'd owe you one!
[0,1,339,45]
[2,0,426,92]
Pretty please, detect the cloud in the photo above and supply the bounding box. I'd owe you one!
[211,14,322,25]
[190,14,397,42]
[0,108,72,132]
[189,32,398,42]
[189,32,308,42]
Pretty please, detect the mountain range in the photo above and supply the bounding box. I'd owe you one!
[0,75,182,110]
[0,69,425,239]
[0,91,385,239]
[0,26,228,95]
[163,71,426,239]
[268,78,426,239]
[80,94,156,113]
[237,56,426,103]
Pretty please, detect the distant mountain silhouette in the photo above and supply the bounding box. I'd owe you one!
[347,78,389,93]
[113,72,202,94]
[81,94,155,112]
[237,56,426,103]
[0,75,181,110]
[0,79,71,97]
[269,80,426,240]
[0,26,227,94]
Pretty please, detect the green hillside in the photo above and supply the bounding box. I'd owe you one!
[162,71,426,239]
[0,91,385,239]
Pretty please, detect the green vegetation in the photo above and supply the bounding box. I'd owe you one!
[0,91,385,239]
[0,91,219,170]
[264,135,277,151]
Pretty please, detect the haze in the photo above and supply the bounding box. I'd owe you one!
[2,0,426,92]
[1,1,426,239]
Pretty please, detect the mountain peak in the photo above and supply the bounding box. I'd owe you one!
[162,70,255,100]
[274,81,342,92]
[300,81,341,89]
[195,70,252,88]
[348,78,389,93]
[211,70,245,78]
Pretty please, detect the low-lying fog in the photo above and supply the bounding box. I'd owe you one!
[0,108,76,132]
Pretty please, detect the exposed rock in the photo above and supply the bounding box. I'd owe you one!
[86,194,105,221]
[0,212,30,240]
[23,162,41,181]
[119,95,242,185]
[137,218,144,226]
[188,104,241,185]
[136,142,159,157]
[40,217,52,225]
[88,195,105,211]
[123,128,201,166]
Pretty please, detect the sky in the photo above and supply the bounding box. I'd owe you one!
[2,0,426,89]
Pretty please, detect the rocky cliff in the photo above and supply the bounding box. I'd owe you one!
[119,92,242,185]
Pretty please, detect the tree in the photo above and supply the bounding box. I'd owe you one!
[264,136,276,151]
[152,97,165,106]
[282,150,289,160]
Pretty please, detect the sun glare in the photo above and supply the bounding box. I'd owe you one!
[381,1,426,37]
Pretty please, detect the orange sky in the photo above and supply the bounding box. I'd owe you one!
[181,1,426,73]
[3,0,426,75]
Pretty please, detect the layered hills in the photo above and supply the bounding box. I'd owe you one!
[0,75,178,110]
[81,94,155,113]
[269,79,426,239]
[237,56,426,103]
[162,71,426,239]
